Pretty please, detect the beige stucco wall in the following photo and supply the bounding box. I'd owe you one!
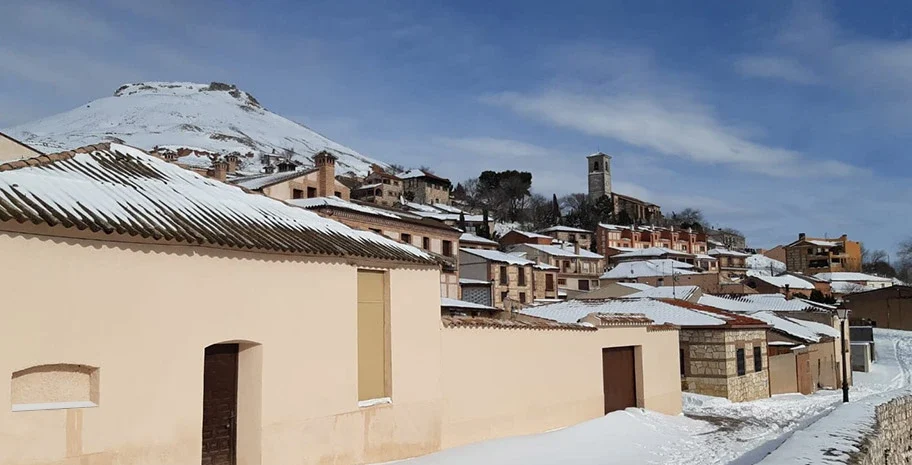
[439,326,682,449]
[769,353,798,395]
[0,230,443,465]
[0,134,41,161]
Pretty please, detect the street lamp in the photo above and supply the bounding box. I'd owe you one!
[836,307,850,403]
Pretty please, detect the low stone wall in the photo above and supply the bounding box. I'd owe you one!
[851,395,912,464]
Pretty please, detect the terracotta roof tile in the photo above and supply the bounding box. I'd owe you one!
[441,315,595,331]
[658,299,770,328]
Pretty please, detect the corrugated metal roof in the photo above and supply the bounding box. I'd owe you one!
[0,143,434,264]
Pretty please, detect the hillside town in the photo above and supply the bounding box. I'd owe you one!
[2,80,912,465]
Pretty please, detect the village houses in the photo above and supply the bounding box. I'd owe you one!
[0,143,689,465]
[458,247,559,307]
[350,164,403,206]
[784,233,862,274]
[229,151,352,200]
[400,169,452,205]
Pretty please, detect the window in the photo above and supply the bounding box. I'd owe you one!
[422,237,430,250]
[500,291,508,302]
[578,279,590,291]
[736,348,746,376]
[517,269,526,286]
[334,191,342,197]
[591,279,598,287]
[558,278,567,285]
[499,265,508,285]
[357,270,389,402]
[753,346,762,372]
[400,233,412,244]
[546,274,555,291]
[11,364,99,411]
[519,292,526,303]
[569,234,577,242]
[292,188,304,199]
[306,186,317,198]
[442,240,453,257]
[592,161,599,172]
[369,228,381,234]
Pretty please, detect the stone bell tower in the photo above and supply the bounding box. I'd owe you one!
[587,152,612,201]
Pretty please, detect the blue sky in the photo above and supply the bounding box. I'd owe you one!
[1,0,910,253]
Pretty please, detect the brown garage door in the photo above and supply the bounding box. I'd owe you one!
[602,347,637,414]
[202,344,239,465]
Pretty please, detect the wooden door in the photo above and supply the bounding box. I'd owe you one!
[602,347,637,414]
[796,352,813,395]
[202,344,239,465]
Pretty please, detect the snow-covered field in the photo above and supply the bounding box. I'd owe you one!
[386,329,912,465]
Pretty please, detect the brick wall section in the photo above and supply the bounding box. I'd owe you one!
[851,395,912,465]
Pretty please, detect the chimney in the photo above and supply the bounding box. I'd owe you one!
[264,164,275,174]
[784,284,791,299]
[225,153,239,174]
[574,242,581,255]
[314,151,338,197]
[210,161,228,182]
[798,233,806,240]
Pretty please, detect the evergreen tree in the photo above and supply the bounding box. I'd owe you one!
[551,194,561,225]
[477,209,491,239]
[458,212,467,232]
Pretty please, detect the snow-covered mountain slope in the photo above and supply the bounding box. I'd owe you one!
[4,82,386,175]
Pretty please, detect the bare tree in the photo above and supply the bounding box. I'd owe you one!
[897,239,912,282]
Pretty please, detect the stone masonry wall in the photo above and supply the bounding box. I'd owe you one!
[680,329,770,401]
[681,329,730,398]
[851,395,912,465]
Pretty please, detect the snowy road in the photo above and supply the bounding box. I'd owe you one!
[386,329,912,465]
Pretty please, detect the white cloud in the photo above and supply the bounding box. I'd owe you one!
[483,90,859,177]
[734,55,819,84]
[435,137,552,158]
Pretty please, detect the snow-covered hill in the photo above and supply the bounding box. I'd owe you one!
[4,82,387,175]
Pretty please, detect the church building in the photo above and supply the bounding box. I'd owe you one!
[587,152,662,224]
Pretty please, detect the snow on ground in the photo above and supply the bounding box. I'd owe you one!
[758,329,912,464]
[385,329,912,465]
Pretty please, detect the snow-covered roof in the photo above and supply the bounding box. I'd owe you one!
[697,294,762,312]
[431,203,464,214]
[537,225,593,234]
[613,247,693,259]
[694,253,717,261]
[508,229,554,240]
[231,168,314,190]
[353,182,383,190]
[460,247,535,266]
[0,143,433,264]
[459,278,491,285]
[441,297,497,311]
[748,312,837,343]
[698,293,835,313]
[806,239,839,247]
[746,254,786,274]
[601,260,698,279]
[400,200,441,213]
[813,272,893,283]
[830,281,876,294]
[520,298,727,327]
[520,242,603,259]
[616,282,655,291]
[459,232,499,246]
[707,248,750,257]
[290,196,402,219]
[750,274,815,290]
[623,286,701,301]
[399,169,449,183]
